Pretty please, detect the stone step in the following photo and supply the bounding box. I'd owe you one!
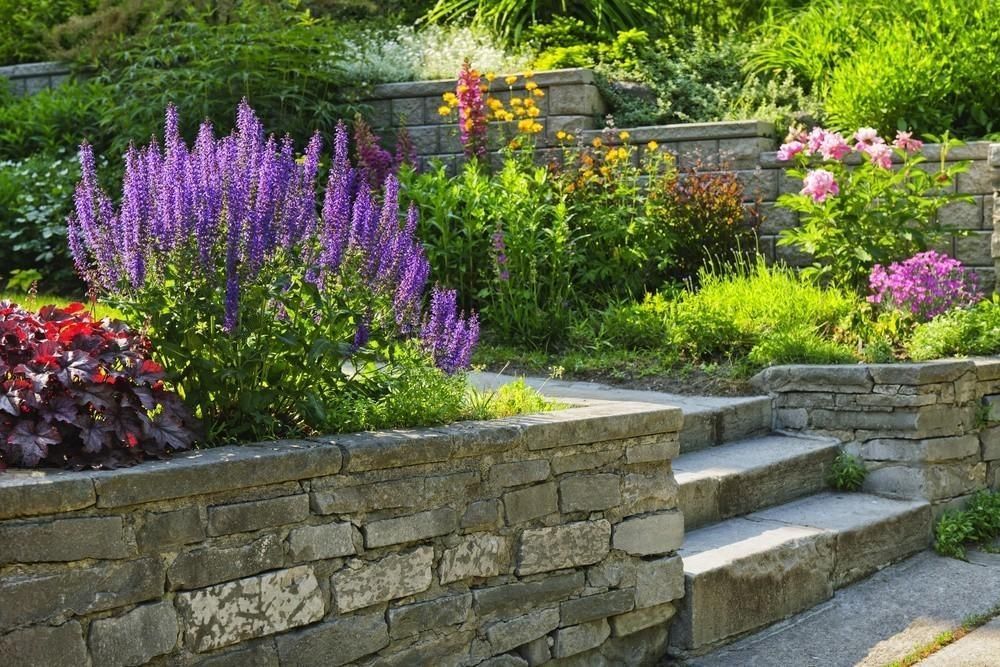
[669,492,932,656]
[466,373,772,452]
[674,434,840,531]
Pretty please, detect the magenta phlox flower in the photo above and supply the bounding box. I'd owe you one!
[868,251,983,321]
[801,169,839,203]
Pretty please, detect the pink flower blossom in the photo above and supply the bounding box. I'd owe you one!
[777,140,805,161]
[862,142,893,169]
[806,127,827,153]
[819,131,851,160]
[893,130,923,153]
[801,169,839,203]
[853,127,881,146]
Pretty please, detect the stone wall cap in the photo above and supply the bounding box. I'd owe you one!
[582,120,776,143]
[0,61,71,79]
[368,68,596,99]
[753,360,979,392]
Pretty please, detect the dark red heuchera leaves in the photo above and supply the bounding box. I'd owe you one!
[0,301,196,469]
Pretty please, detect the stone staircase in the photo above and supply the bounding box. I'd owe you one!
[466,374,935,662]
[666,398,932,660]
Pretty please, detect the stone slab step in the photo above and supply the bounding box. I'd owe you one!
[467,373,771,452]
[675,434,840,531]
[669,493,931,655]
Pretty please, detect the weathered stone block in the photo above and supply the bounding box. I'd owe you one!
[504,482,558,524]
[275,611,389,666]
[560,589,635,625]
[985,395,1000,422]
[547,84,605,115]
[938,197,985,230]
[207,494,309,536]
[860,435,981,463]
[378,630,473,667]
[621,472,678,517]
[586,555,637,589]
[611,602,676,637]
[0,515,127,564]
[140,506,204,551]
[613,512,684,556]
[956,231,995,266]
[626,437,679,464]
[169,534,283,590]
[754,365,873,394]
[480,655,529,667]
[287,522,356,561]
[486,607,560,655]
[462,499,501,529]
[553,619,611,658]
[0,557,164,629]
[0,621,87,667]
[982,426,1000,461]
[635,556,684,609]
[388,592,472,638]
[391,96,426,124]
[329,429,451,473]
[518,519,611,575]
[0,470,95,520]
[88,602,178,667]
[177,565,323,653]
[440,532,511,583]
[559,474,621,512]
[331,546,434,613]
[491,459,550,487]
[518,636,551,666]
[864,463,987,501]
[474,571,585,618]
[311,477,423,514]
[551,449,620,474]
[364,507,457,548]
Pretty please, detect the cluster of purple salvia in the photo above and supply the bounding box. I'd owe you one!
[868,250,983,322]
[68,100,478,373]
[421,287,480,374]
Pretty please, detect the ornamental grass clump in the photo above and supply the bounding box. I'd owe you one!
[869,251,982,322]
[68,101,478,444]
[0,301,195,469]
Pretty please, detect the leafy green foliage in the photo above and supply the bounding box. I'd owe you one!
[827,450,866,491]
[589,257,858,373]
[935,490,1000,560]
[0,83,111,161]
[907,296,1000,361]
[748,0,1000,137]
[0,0,98,65]
[0,152,89,293]
[465,377,560,420]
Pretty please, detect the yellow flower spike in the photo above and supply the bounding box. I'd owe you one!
[525,81,538,91]
[437,105,451,116]
[592,137,602,148]
[618,131,630,141]
[533,88,545,97]
[647,140,659,151]
[486,72,496,82]
[505,75,518,86]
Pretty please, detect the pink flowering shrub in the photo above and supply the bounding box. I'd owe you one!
[869,251,982,322]
[775,126,971,290]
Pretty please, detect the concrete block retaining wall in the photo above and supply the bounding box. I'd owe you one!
[753,359,1000,513]
[0,400,684,666]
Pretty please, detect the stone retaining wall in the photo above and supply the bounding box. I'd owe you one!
[753,359,1000,513]
[0,61,71,96]
[0,400,684,666]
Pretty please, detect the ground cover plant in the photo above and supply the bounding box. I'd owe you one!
[0,300,195,469]
[934,490,1000,560]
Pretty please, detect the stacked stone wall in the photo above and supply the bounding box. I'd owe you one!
[754,359,1000,514]
[0,400,684,666]
[0,61,71,96]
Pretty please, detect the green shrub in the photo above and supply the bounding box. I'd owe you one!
[907,296,1000,360]
[0,0,98,65]
[746,326,856,368]
[935,490,1000,560]
[0,152,92,292]
[749,0,1000,137]
[827,450,867,491]
[0,82,111,161]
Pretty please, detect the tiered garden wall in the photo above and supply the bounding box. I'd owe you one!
[365,68,1000,292]
[0,61,70,96]
[0,400,685,666]
[754,359,1000,514]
